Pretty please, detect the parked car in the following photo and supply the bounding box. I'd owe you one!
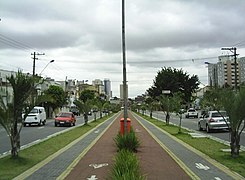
[23,106,46,126]
[198,110,230,133]
[55,112,76,127]
[185,108,198,118]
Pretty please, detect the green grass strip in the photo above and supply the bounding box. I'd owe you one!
[137,113,245,177]
[0,114,114,180]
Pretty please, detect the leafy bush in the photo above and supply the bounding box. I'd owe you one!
[114,127,140,152]
[110,149,145,180]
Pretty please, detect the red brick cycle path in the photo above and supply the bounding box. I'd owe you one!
[65,112,190,179]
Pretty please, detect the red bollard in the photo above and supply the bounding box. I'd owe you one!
[120,118,131,135]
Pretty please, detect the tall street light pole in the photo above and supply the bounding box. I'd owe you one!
[122,0,128,134]
[39,60,55,75]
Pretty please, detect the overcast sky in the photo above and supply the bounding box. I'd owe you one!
[1,0,245,98]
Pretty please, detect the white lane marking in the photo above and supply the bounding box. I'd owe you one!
[195,163,210,170]
[87,175,98,180]
[89,163,108,169]
[215,177,222,180]
[94,130,100,134]
[38,127,44,129]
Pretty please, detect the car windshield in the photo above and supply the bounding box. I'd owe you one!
[30,109,38,113]
[188,109,195,112]
[211,111,227,117]
[59,113,72,117]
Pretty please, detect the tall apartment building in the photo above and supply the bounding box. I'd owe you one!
[208,56,245,88]
[239,57,245,84]
[104,79,112,100]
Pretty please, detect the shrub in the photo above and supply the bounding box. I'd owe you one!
[114,127,140,152]
[110,149,145,180]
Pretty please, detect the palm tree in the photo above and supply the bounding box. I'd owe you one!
[74,100,92,125]
[201,87,245,157]
[222,88,245,157]
[0,71,39,158]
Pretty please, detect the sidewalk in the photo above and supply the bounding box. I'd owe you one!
[64,112,190,180]
[14,111,244,179]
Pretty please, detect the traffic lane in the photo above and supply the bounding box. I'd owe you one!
[0,116,86,155]
[151,111,245,147]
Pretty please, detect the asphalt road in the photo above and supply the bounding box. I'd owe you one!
[0,114,98,156]
[149,111,245,148]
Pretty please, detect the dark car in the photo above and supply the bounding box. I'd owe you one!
[55,112,76,127]
[70,107,80,116]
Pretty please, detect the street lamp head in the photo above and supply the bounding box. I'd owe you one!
[50,60,55,63]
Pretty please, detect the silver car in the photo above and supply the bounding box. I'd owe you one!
[198,111,230,133]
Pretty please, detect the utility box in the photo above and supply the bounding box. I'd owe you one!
[120,117,131,135]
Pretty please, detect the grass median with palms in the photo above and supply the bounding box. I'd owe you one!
[138,113,245,177]
[0,114,113,179]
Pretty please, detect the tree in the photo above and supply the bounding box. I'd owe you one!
[43,85,66,115]
[75,90,95,124]
[0,71,40,158]
[145,97,159,119]
[147,67,199,105]
[103,102,111,115]
[74,100,93,125]
[200,87,245,157]
[159,92,182,125]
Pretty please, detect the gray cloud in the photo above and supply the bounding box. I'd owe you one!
[0,0,244,97]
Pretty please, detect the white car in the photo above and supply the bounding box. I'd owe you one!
[185,108,198,118]
[198,110,230,133]
[24,106,46,126]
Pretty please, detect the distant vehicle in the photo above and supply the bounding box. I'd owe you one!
[70,107,80,116]
[55,112,76,127]
[198,110,230,133]
[23,106,46,126]
[185,108,198,118]
[87,111,92,116]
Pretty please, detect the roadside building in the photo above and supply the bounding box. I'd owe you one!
[207,56,245,88]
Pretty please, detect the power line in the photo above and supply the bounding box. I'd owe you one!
[0,33,42,53]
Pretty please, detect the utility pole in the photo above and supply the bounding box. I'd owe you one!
[122,0,128,135]
[31,52,45,76]
[31,52,45,105]
[221,47,239,91]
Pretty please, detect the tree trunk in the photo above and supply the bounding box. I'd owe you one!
[150,111,152,119]
[166,112,170,125]
[230,131,240,158]
[11,133,20,158]
[84,114,88,125]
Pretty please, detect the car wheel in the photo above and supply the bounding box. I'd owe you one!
[206,125,211,133]
[198,123,203,131]
[73,122,76,126]
[42,120,46,126]
[55,122,57,127]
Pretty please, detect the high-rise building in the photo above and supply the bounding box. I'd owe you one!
[104,79,112,100]
[208,56,245,88]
